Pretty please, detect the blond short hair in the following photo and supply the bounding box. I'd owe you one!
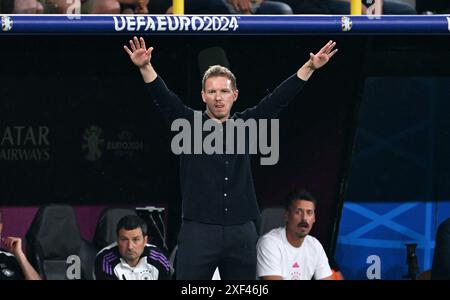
[202,65,237,91]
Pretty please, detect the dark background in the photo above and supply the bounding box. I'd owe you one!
[1,34,449,255]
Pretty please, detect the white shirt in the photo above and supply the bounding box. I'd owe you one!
[113,256,161,280]
[94,242,170,280]
[256,227,332,280]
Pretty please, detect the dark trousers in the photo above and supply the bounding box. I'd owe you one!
[176,220,258,280]
[431,218,450,280]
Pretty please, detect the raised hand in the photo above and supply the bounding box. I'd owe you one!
[5,237,23,257]
[124,36,154,68]
[5,236,42,280]
[308,40,338,70]
[229,0,252,14]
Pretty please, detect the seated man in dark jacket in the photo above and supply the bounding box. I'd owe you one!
[94,215,171,280]
[0,210,41,280]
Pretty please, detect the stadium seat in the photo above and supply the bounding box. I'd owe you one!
[258,207,286,236]
[92,207,136,251]
[25,204,96,280]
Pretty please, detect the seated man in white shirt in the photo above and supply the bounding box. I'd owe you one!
[256,189,333,280]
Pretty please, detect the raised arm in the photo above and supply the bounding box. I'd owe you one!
[124,36,157,83]
[237,40,338,120]
[5,237,42,280]
[123,36,193,123]
[297,40,338,81]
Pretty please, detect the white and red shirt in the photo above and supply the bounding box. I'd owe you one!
[256,227,332,280]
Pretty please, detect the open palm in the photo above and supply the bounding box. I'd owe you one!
[309,40,338,70]
[124,36,153,68]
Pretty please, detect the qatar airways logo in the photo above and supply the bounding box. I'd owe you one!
[170,114,279,166]
[0,126,50,161]
[113,16,239,32]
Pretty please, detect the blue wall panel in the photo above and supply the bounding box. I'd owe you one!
[336,77,450,279]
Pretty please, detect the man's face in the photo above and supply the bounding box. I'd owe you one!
[201,76,238,122]
[117,228,147,265]
[285,199,316,239]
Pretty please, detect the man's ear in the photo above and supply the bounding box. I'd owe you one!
[201,90,206,103]
[144,235,148,244]
[233,89,239,102]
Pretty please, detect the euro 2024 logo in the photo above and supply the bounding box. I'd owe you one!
[82,126,105,162]
[1,16,13,32]
[341,16,352,32]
